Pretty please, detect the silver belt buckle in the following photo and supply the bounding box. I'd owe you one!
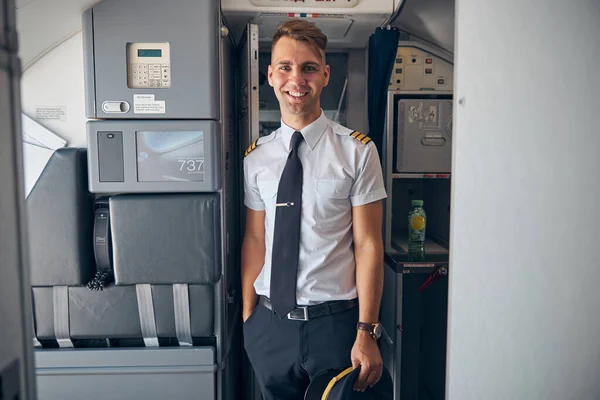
[287,306,309,321]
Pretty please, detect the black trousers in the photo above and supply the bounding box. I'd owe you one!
[243,298,359,400]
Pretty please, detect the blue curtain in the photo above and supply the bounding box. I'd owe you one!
[367,27,400,156]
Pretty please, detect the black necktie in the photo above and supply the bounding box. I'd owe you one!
[270,131,304,317]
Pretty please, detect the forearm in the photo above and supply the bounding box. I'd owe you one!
[241,235,266,315]
[355,241,384,323]
[350,202,385,389]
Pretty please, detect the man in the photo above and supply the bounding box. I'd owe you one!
[241,19,387,399]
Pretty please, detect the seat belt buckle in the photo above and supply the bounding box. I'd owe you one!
[287,306,309,321]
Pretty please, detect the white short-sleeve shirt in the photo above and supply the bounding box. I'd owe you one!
[243,110,387,305]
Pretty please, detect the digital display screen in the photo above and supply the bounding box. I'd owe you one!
[138,49,162,58]
[136,131,204,182]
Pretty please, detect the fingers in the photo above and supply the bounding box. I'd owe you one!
[353,364,370,392]
[352,363,383,392]
[350,337,384,391]
[366,365,383,387]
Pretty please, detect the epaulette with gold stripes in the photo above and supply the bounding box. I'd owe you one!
[349,131,372,145]
[244,139,259,157]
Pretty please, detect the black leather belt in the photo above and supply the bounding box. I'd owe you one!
[259,296,358,321]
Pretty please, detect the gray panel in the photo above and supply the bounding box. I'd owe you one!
[97,131,124,182]
[33,285,214,340]
[0,0,18,52]
[110,193,221,285]
[218,32,241,400]
[84,0,219,119]
[393,0,455,54]
[87,120,221,193]
[0,0,6,50]
[31,287,54,340]
[380,264,399,398]
[0,49,37,399]
[4,0,17,52]
[27,148,96,286]
[0,49,23,372]
[188,284,215,337]
[35,348,216,400]
[395,98,453,173]
[36,347,214,368]
[69,286,141,339]
[239,23,259,153]
[152,285,214,338]
[82,9,96,118]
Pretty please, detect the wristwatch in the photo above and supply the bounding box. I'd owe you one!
[356,322,382,340]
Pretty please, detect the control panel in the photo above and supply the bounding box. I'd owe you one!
[87,120,221,193]
[250,0,360,7]
[83,2,219,119]
[389,46,453,91]
[127,42,171,89]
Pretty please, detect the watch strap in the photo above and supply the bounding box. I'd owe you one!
[356,322,379,338]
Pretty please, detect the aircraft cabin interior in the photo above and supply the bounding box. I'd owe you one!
[1,0,599,399]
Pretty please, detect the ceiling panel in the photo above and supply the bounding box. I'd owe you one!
[392,0,455,54]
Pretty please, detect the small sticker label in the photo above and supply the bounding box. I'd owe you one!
[426,106,437,122]
[405,263,436,268]
[408,105,421,123]
[35,106,66,121]
[133,94,166,114]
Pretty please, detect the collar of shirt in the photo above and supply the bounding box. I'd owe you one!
[279,109,329,152]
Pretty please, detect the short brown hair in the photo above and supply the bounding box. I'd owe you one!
[272,19,328,61]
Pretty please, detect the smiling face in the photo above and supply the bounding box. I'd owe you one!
[268,36,330,129]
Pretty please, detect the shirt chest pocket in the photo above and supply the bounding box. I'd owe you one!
[314,179,353,229]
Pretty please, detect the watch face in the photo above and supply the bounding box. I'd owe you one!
[374,324,382,339]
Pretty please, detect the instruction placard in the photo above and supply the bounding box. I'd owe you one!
[35,106,67,121]
[133,94,166,114]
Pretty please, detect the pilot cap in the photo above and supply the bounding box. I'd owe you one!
[304,365,393,400]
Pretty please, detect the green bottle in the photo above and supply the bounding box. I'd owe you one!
[408,200,426,261]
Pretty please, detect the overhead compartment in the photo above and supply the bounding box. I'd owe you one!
[222,0,393,14]
[221,0,395,49]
